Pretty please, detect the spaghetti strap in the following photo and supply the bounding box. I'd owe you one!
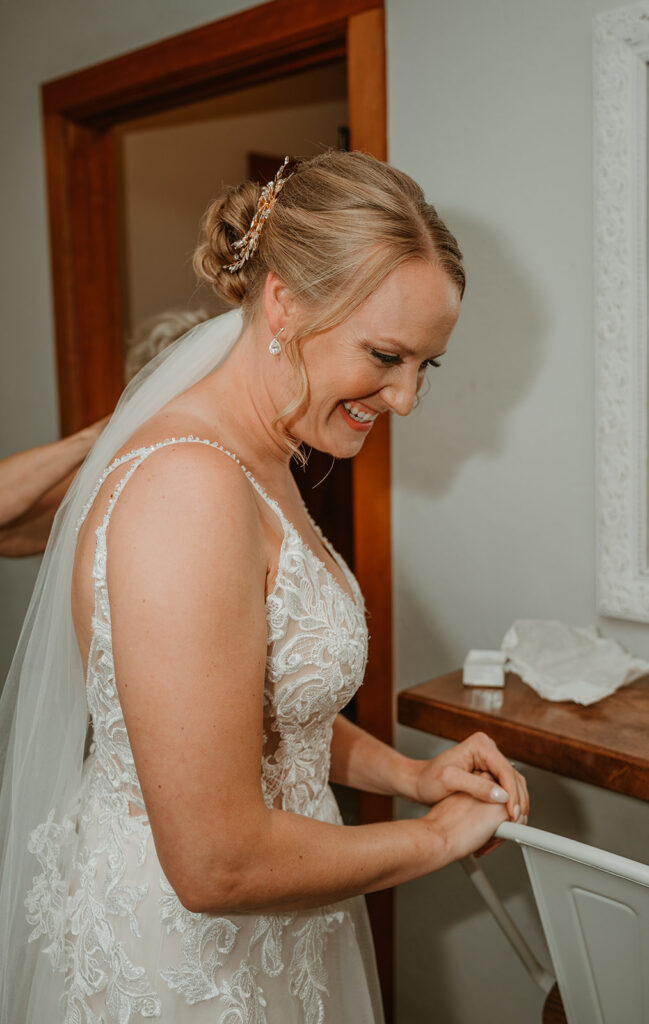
[77,435,289,535]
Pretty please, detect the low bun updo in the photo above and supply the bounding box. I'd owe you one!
[194,150,464,322]
[193,180,263,306]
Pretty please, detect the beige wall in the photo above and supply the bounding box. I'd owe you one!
[387,0,649,1021]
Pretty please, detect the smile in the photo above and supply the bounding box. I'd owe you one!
[342,401,378,423]
[339,401,379,431]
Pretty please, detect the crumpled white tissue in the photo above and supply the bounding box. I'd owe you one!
[501,619,649,706]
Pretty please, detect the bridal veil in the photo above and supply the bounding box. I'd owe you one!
[0,308,244,1022]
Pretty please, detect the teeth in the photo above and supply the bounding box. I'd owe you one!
[343,402,378,424]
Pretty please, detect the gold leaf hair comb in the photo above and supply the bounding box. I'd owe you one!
[223,156,292,273]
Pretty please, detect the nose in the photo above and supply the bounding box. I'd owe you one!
[380,368,422,417]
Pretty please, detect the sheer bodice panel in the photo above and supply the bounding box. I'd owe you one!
[263,514,367,816]
[24,438,382,1023]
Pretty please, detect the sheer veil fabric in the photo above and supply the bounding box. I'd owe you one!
[0,309,244,1022]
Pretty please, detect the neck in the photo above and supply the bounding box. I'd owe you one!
[194,318,297,487]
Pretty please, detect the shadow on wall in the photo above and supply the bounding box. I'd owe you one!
[395,582,458,683]
[396,212,550,498]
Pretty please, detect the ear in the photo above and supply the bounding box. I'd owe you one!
[263,271,298,336]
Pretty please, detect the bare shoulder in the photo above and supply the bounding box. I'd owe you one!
[106,437,264,564]
[72,419,269,650]
[101,438,269,671]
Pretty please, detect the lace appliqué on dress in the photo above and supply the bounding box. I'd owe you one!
[289,911,347,1024]
[25,809,76,970]
[159,876,239,1004]
[26,806,162,1023]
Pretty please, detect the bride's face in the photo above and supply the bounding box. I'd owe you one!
[284,259,461,458]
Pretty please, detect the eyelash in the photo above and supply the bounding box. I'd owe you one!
[370,349,441,370]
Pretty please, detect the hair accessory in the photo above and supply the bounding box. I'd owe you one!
[223,156,292,273]
[269,326,285,356]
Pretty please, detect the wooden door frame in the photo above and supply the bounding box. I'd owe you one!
[41,0,393,1014]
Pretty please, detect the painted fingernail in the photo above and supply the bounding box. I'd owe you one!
[513,804,520,820]
[490,786,509,802]
[516,814,524,824]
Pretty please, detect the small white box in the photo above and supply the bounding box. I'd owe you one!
[462,649,507,688]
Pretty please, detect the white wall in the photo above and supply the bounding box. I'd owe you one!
[387,0,649,1021]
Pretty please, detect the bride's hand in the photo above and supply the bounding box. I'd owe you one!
[423,788,510,863]
[413,732,529,824]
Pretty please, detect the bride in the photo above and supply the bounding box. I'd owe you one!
[0,149,528,1023]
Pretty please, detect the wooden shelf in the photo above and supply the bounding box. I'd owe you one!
[398,670,649,801]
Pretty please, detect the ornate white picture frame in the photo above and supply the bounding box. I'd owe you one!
[595,4,649,620]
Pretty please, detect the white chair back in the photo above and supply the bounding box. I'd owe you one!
[495,821,649,1024]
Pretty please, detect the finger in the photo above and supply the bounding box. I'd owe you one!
[440,765,510,805]
[503,763,522,820]
[500,761,527,820]
[506,767,528,821]
[471,734,521,819]
[471,767,528,822]
[516,770,530,820]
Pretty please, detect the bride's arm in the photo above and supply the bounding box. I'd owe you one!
[329,714,529,822]
[329,713,421,800]
[107,443,510,916]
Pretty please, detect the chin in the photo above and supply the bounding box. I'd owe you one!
[292,411,371,459]
[297,434,364,460]
[329,436,367,459]
[306,442,358,460]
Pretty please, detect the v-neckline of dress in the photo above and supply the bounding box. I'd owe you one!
[259,492,361,613]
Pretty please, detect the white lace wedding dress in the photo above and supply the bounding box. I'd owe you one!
[24,438,385,1024]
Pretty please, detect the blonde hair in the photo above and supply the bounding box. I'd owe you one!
[193,150,464,447]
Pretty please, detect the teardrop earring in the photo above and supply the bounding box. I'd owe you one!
[269,327,284,356]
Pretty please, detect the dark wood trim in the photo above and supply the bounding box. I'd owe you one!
[348,4,390,755]
[42,110,78,427]
[48,40,349,131]
[347,10,393,1016]
[41,0,376,123]
[42,113,124,431]
[41,0,392,1014]
[347,6,387,158]
[543,984,568,1024]
[345,2,386,806]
